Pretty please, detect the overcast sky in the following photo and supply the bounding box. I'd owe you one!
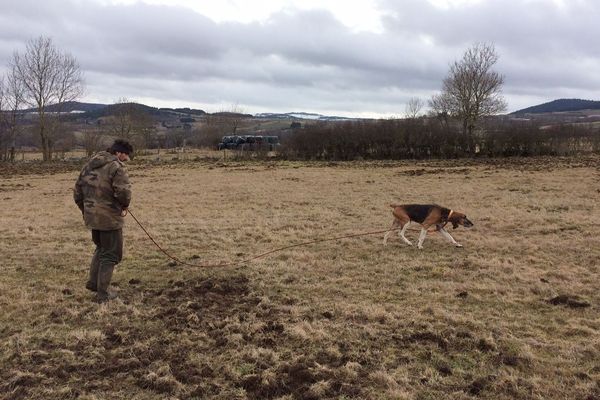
[0,0,598,118]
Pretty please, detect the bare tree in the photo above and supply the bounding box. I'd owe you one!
[207,104,246,135]
[0,77,6,158]
[428,91,452,130]
[10,36,84,161]
[405,97,424,119]
[0,65,25,161]
[105,98,156,151]
[227,104,245,135]
[107,97,135,138]
[430,42,507,136]
[82,127,105,157]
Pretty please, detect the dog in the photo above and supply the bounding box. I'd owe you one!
[383,204,473,249]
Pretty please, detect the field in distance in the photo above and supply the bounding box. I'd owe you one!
[1,156,599,399]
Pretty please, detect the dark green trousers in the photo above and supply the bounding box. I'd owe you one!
[87,229,123,300]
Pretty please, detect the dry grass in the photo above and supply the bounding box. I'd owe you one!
[1,156,599,399]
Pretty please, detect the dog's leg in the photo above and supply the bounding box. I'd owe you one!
[383,220,400,246]
[417,227,428,249]
[399,221,413,246]
[438,227,463,247]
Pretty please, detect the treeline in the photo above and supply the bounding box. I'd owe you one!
[279,118,600,160]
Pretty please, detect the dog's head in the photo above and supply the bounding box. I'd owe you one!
[450,212,474,229]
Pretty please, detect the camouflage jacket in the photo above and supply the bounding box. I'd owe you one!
[74,151,132,230]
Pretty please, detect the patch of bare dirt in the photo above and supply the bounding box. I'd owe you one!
[2,272,595,399]
[547,294,591,308]
[0,161,83,178]
[397,167,472,176]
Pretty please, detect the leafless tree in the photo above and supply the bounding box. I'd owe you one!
[0,77,6,157]
[405,97,424,119]
[82,127,105,157]
[207,103,246,135]
[10,36,84,160]
[0,65,25,161]
[226,104,245,135]
[107,97,134,138]
[430,42,507,137]
[428,91,452,130]
[105,98,156,151]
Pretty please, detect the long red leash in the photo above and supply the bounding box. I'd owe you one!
[126,209,398,268]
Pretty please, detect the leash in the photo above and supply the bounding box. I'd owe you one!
[126,209,399,268]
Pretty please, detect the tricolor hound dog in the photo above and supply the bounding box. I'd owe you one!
[383,204,473,249]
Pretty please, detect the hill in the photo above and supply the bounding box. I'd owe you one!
[28,101,107,113]
[255,111,356,121]
[22,101,208,118]
[22,101,355,121]
[512,98,600,114]
[89,102,160,118]
[158,107,206,116]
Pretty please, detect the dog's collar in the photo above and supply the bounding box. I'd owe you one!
[441,209,454,228]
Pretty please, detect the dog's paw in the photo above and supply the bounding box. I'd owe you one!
[417,245,423,250]
[455,243,463,248]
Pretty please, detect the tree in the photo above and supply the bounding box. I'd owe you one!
[207,104,245,135]
[10,36,84,161]
[202,104,247,148]
[430,42,507,137]
[82,127,105,157]
[0,77,6,157]
[105,98,156,151]
[428,91,452,131]
[405,97,424,119]
[0,65,25,161]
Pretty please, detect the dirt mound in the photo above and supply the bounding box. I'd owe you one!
[145,275,257,336]
[547,294,591,308]
[138,276,365,399]
[398,168,471,176]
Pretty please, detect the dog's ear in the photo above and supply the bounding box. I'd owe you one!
[452,221,458,229]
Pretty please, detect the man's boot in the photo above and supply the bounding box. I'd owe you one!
[86,249,100,292]
[95,263,117,303]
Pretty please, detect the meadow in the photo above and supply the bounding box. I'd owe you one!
[0,156,599,399]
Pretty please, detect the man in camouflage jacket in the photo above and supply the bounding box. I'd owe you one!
[74,139,133,303]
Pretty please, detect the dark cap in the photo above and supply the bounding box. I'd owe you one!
[110,139,133,155]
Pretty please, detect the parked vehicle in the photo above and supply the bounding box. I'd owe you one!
[217,135,245,150]
[217,135,280,150]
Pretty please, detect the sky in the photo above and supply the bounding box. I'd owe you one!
[0,0,598,118]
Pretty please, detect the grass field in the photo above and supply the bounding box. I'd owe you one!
[1,156,599,399]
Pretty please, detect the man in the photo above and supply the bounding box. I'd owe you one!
[74,139,133,303]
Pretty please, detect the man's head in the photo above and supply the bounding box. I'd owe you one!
[109,139,133,162]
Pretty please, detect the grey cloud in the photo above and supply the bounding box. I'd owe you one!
[377,0,600,104]
[1,0,599,115]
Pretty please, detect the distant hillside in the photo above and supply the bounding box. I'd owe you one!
[212,111,253,119]
[81,103,206,119]
[512,98,600,114]
[27,101,107,113]
[22,101,207,118]
[23,101,350,121]
[159,107,206,116]
[255,112,355,121]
